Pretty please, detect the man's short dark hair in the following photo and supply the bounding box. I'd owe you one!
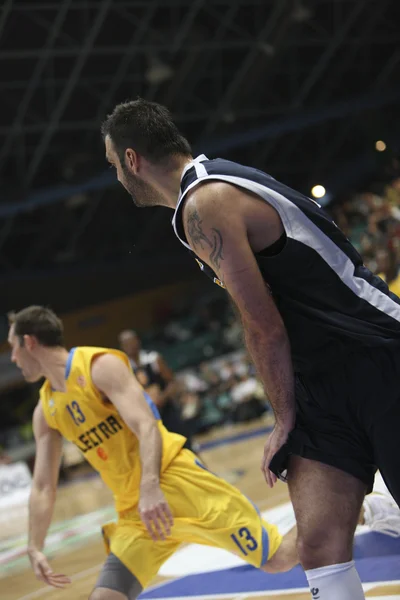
[101,98,192,165]
[9,306,64,347]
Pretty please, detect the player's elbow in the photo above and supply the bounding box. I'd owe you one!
[268,322,289,345]
[31,480,57,501]
[133,417,160,441]
[247,317,289,349]
[262,558,293,574]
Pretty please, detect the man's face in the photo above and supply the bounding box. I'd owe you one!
[105,135,163,208]
[8,325,43,382]
[119,332,141,357]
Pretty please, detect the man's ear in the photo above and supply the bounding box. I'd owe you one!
[125,148,140,173]
[23,334,37,351]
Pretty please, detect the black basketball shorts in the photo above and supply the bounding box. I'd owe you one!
[270,346,400,501]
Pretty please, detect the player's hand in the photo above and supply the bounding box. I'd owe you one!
[139,483,174,541]
[261,421,293,488]
[28,548,71,588]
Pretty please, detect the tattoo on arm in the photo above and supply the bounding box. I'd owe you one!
[186,208,225,271]
[186,209,211,251]
[209,228,224,270]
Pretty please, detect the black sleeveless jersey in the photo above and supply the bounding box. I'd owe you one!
[172,155,400,374]
[130,351,167,391]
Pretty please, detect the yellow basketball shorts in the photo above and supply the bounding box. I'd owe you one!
[102,449,282,589]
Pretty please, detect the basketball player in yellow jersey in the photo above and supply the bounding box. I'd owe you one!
[8,306,298,599]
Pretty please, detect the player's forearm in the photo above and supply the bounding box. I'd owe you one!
[242,318,295,429]
[27,485,56,552]
[137,421,163,488]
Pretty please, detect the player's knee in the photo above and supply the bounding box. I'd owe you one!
[296,530,352,569]
[262,530,299,574]
[262,553,294,574]
[89,587,129,600]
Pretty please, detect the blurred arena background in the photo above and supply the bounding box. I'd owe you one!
[1,1,400,599]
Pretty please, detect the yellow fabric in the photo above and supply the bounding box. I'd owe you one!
[377,272,400,298]
[102,449,282,589]
[388,273,400,298]
[40,346,186,512]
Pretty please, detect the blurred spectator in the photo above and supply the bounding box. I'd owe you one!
[0,448,11,465]
[386,177,400,211]
[178,351,270,435]
[118,329,195,451]
[335,171,400,286]
[230,373,267,423]
[375,248,400,296]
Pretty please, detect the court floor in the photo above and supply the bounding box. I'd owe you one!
[1,418,399,600]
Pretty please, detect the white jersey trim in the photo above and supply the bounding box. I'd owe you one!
[179,154,208,181]
[173,172,400,324]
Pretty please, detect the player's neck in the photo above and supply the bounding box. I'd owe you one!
[130,351,140,365]
[150,157,193,209]
[40,347,71,392]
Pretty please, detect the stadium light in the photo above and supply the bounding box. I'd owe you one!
[375,140,386,152]
[311,185,326,199]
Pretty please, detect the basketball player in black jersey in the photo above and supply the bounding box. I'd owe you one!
[102,99,400,600]
[118,329,194,451]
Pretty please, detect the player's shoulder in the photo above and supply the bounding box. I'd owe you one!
[39,377,51,399]
[90,350,131,380]
[184,181,248,227]
[75,346,128,363]
[200,156,275,183]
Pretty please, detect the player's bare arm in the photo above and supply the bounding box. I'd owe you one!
[183,183,296,487]
[29,403,70,588]
[91,354,174,540]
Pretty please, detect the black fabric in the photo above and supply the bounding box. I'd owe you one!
[133,357,192,448]
[269,347,400,500]
[133,362,166,391]
[174,157,400,375]
[255,239,400,374]
[95,552,142,599]
[159,400,193,451]
[258,232,286,257]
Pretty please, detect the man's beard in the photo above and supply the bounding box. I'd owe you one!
[122,166,163,208]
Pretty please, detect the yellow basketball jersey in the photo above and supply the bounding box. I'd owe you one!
[40,346,186,511]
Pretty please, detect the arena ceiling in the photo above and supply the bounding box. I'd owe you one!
[0,0,399,288]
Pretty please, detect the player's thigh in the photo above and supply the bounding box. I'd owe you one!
[102,521,180,590]
[288,455,366,566]
[164,451,282,568]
